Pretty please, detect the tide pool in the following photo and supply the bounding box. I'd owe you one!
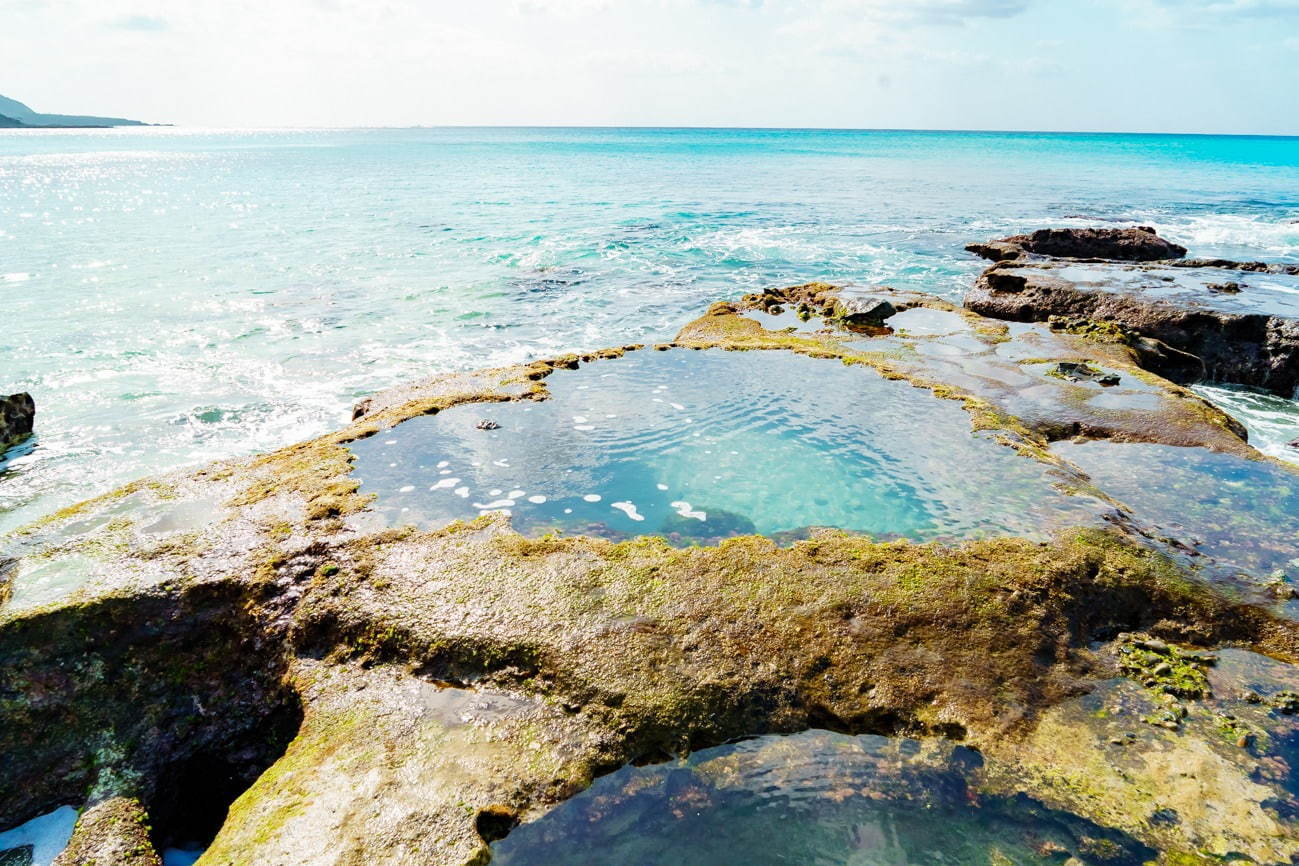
[490,730,1155,866]
[350,348,1096,543]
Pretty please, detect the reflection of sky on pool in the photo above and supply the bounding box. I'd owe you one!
[350,349,1094,543]
[491,730,1154,866]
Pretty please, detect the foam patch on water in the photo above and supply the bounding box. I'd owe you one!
[671,501,707,522]
[1160,214,1299,259]
[611,501,645,521]
[1194,384,1299,466]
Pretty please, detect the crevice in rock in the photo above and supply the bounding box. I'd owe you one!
[146,695,303,854]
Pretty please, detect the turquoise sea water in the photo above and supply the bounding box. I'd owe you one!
[3,127,1299,531]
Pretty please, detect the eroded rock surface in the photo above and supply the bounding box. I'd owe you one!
[967,259,1299,396]
[2,286,1299,865]
[962,226,1299,398]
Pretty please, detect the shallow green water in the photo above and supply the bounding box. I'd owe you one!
[490,730,1155,866]
[1053,440,1299,581]
[350,349,1096,543]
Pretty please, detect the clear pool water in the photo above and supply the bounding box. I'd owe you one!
[490,730,1154,866]
[1052,440,1299,581]
[350,348,1096,543]
[0,806,76,866]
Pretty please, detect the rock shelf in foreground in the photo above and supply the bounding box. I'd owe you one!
[2,285,1299,865]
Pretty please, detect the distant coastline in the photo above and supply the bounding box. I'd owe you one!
[0,93,152,128]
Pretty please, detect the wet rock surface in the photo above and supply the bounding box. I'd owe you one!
[2,285,1299,865]
[0,393,34,452]
[53,798,160,866]
[964,232,1299,396]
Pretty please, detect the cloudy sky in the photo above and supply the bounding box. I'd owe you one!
[3,0,1298,132]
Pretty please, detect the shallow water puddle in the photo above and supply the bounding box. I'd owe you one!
[0,494,220,612]
[490,730,1154,866]
[2,554,99,611]
[351,349,1094,543]
[886,306,970,336]
[1053,440,1299,582]
[738,307,822,332]
[1051,264,1299,319]
[0,806,77,866]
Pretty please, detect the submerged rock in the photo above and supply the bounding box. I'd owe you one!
[0,393,34,452]
[0,848,31,866]
[966,226,1188,263]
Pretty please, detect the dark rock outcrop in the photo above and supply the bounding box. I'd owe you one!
[1174,258,1299,276]
[967,262,1299,395]
[0,394,34,451]
[831,287,897,324]
[0,580,300,836]
[967,227,1188,263]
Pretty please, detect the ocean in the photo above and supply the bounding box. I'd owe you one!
[2,127,1298,532]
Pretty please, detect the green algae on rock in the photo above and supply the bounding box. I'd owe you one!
[53,797,160,866]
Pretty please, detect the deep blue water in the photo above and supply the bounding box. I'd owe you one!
[2,127,1298,530]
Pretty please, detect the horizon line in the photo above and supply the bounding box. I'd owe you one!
[7,123,1299,139]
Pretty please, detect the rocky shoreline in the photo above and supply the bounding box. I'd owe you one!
[966,227,1299,397]
[2,230,1299,865]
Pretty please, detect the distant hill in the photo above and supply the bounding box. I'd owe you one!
[0,94,148,127]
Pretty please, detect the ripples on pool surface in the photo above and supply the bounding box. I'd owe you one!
[350,349,1093,544]
[490,730,1155,866]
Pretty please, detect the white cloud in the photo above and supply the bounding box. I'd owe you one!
[0,0,1294,131]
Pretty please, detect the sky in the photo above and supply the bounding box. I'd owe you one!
[2,0,1299,133]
